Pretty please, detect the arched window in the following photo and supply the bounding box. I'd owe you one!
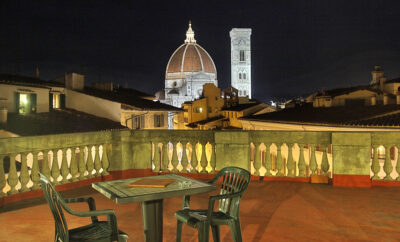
[240,50,245,61]
[239,73,242,79]
[243,73,246,79]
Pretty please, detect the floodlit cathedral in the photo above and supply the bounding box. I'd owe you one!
[157,22,252,108]
[160,22,218,108]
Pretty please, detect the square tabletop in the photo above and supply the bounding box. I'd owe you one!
[92,174,216,204]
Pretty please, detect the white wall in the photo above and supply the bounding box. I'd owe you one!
[0,84,50,113]
[66,89,121,122]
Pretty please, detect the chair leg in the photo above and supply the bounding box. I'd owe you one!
[176,220,183,242]
[197,221,210,242]
[211,225,220,242]
[229,220,243,242]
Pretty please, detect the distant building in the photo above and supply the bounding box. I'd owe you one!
[158,22,218,109]
[230,28,252,99]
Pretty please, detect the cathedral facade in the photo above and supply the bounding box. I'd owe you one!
[161,22,218,108]
[158,23,252,109]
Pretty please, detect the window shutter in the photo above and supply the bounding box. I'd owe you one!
[154,114,157,127]
[49,93,53,110]
[30,93,37,113]
[15,92,20,113]
[60,94,66,109]
[160,114,164,127]
[141,116,145,128]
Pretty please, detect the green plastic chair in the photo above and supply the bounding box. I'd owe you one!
[39,173,128,242]
[174,166,251,242]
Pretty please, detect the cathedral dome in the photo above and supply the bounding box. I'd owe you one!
[166,22,216,77]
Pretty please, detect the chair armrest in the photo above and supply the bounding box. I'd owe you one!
[206,191,243,219]
[65,197,98,223]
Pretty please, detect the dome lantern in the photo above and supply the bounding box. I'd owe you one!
[185,21,196,44]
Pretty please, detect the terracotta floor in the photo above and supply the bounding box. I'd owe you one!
[1,181,400,242]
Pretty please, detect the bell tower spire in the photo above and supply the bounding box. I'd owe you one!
[185,21,196,43]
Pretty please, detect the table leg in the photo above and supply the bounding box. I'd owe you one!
[141,199,163,242]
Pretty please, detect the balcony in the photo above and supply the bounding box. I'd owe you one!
[1,130,400,240]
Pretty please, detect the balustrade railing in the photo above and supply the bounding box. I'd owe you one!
[370,132,400,181]
[0,131,111,196]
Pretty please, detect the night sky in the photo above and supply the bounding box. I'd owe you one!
[2,0,400,102]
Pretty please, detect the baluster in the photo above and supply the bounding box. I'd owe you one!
[396,145,400,181]
[31,152,40,190]
[253,143,261,176]
[7,154,19,195]
[321,145,329,176]
[200,143,208,173]
[153,143,161,173]
[383,145,393,181]
[209,144,216,174]
[18,153,30,192]
[101,144,110,175]
[60,148,69,183]
[41,150,51,179]
[276,144,283,176]
[0,155,6,197]
[309,145,317,175]
[180,142,188,173]
[78,146,86,180]
[171,142,179,173]
[70,148,78,181]
[162,143,169,172]
[191,144,198,173]
[50,150,60,185]
[94,145,102,176]
[297,145,306,177]
[371,145,380,180]
[87,146,94,178]
[287,143,294,177]
[264,143,272,176]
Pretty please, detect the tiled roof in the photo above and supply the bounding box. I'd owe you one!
[77,87,182,112]
[186,116,226,128]
[5,109,126,136]
[0,73,63,88]
[316,85,381,97]
[222,102,261,111]
[241,105,400,127]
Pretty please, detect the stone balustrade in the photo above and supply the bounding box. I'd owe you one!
[1,130,400,198]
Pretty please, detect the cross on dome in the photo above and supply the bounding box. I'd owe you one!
[185,21,196,43]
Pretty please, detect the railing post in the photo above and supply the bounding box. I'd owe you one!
[0,155,6,197]
[287,143,295,177]
[180,142,188,173]
[102,144,110,175]
[191,143,198,173]
[371,145,380,180]
[253,143,261,176]
[153,143,161,173]
[309,145,317,175]
[321,145,330,176]
[20,153,30,192]
[94,145,102,177]
[162,143,169,172]
[171,142,179,173]
[41,150,51,179]
[264,143,272,176]
[7,153,19,195]
[87,146,94,178]
[50,150,60,185]
[60,148,69,184]
[383,145,393,181]
[200,143,208,173]
[70,148,79,181]
[297,145,306,178]
[276,143,283,176]
[78,146,86,180]
[209,143,216,174]
[31,152,41,189]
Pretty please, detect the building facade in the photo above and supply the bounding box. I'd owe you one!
[230,28,252,99]
[161,22,218,108]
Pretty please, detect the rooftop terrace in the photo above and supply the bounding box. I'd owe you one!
[1,181,400,241]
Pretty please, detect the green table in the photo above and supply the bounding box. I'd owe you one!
[92,174,216,242]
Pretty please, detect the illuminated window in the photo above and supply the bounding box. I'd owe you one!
[154,114,164,127]
[19,94,28,114]
[240,50,245,61]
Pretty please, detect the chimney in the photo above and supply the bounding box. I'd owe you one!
[35,66,40,79]
[371,96,376,106]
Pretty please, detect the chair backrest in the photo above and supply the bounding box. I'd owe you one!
[211,167,250,219]
[39,173,69,241]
